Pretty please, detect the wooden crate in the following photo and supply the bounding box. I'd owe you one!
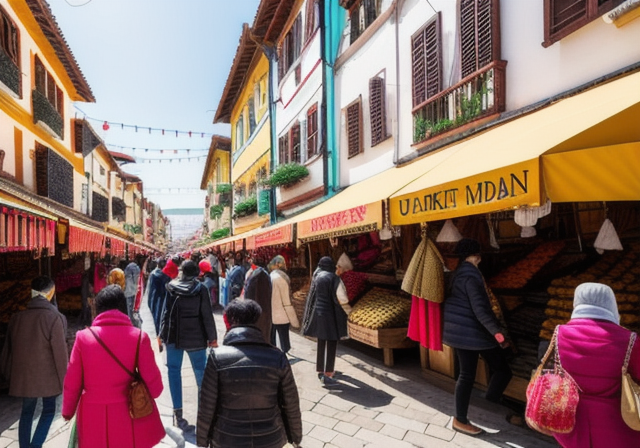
[347,322,416,367]
[428,344,455,378]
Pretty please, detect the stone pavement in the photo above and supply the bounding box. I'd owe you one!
[0,296,560,448]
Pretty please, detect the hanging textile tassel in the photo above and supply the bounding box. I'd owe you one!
[594,218,623,254]
[436,219,462,243]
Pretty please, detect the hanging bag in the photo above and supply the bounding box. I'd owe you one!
[525,325,580,435]
[89,328,154,419]
[621,332,640,431]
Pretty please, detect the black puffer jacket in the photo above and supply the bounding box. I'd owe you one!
[196,326,302,448]
[160,276,217,350]
[442,261,502,350]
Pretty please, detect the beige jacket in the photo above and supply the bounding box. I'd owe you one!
[270,270,299,327]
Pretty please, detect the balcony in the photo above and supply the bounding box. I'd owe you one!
[32,89,64,139]
[412,60,507,144]
[0,49,20,96]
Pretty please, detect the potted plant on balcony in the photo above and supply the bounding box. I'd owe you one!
[233,196,258,218]
[263,163,309,189]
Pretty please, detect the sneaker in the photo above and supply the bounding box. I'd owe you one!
[317,373,324,381]
[321,375,338,387]
[452,418,483,436]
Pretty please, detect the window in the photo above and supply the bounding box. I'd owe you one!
[346,97,363,158]
[34,56,64,118]
[248,97,256,135]
[369,75,386,146]
[215,158,221,183]
[459,0,500,79]
[307,104,318,158]
[305,0,320,42]
[278,134,290,165]
[543,0,624,46]
[0,5,20,95]
[411,13,442,107]
[278,14,303,82]
[291,122,301,163]
[349,0,382,44]
[235,114,244,150]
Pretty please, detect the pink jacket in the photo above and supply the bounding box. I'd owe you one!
[63,310,165,448]
[554,319,640,448]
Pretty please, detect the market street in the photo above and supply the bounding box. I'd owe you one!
[0,297,558,448]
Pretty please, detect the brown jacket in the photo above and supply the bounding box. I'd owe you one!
[0,295,68,397]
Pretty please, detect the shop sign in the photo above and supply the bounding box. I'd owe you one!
[297,201,382,243]
[255,225,292,248]
[390,160,542,225]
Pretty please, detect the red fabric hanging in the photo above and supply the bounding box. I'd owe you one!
[407,296,443,351]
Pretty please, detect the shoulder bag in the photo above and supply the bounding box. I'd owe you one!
[525,325,580,435]
[89,328,154,419]
[622,332,640,430]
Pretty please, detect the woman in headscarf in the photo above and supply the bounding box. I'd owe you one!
[301,256,350,386]
[269,255,299,354]
[549,282,640,448]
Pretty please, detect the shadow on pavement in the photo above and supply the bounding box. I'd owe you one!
[324,373,394,408]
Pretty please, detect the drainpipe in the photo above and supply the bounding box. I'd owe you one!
[393,0,404,165]
[320,0,330,196]
[259,42,279,225]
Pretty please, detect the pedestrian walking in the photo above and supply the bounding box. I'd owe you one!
[443,238,513,436]
[107,267,125,290]
[243,256,272,342]
[62,285,165,448]
[197,299,302,448]
[198,259,219,309]
[159,260,218,430]
[124,258,142,319]
[269,255,299,354]
[301,256,351,386]
[546,283,640,448]
[0,276,68,448]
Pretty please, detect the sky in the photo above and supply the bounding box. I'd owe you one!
[46,0,261,217]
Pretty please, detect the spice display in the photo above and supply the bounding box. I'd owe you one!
[489,241,566,289]
[0,280,32,323]
[348,287,411,330]
[540,242,640,340]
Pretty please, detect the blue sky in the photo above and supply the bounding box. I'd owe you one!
[47,0,260,212]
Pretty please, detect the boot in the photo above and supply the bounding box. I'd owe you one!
[173,408,190,431]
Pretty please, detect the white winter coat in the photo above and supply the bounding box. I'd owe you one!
[270,269,299,327]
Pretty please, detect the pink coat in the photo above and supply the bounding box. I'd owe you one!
[63,310,165,448]
[554,319,640,448]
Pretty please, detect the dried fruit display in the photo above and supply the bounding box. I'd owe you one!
[540,241,640,340]
[0,280,33,323]
[348,287,411,330]
[489,241,566,289]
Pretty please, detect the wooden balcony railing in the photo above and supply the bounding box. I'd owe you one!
[0,49,20,96]
[32,89,63,139]
[412,60,507,144]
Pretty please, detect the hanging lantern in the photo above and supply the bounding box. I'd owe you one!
[436,219,462,243]
[102,121,110,131]
[594,218,623,254]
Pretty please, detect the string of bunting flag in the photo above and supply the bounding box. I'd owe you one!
[106,143,210,153]
[76,112,215,138]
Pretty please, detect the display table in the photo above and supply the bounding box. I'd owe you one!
[347,322,416,367]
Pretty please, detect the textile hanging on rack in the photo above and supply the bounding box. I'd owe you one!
[94,262,108,294]
[402,233,445,350]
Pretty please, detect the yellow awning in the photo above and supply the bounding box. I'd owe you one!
[390,70,640,225]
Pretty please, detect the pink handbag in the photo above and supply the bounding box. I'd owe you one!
[525,326,580,435]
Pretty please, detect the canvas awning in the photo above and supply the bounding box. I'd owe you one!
[389,70,640,225]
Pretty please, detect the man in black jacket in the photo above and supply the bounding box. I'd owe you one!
[197,299,302,448]
[159,260,218,430]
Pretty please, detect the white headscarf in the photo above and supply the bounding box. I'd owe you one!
[571,282,620,325]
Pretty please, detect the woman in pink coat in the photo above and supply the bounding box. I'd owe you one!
[553,282,640,448]
[63,285,165,448]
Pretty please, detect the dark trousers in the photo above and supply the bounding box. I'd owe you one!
[316,339,337,373]
[19,396,57,448]
[271,323,291,353]
[454,346,512,422]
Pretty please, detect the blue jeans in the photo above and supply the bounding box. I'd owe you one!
[165,344,206,410]
[19,396,58,448]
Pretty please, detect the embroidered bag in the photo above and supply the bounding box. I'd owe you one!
[89,328,154,419]
[621,332,640,431]
[525,325,580,435]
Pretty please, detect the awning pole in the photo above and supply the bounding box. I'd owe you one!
[572,203,583,252]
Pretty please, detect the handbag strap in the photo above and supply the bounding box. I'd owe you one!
[623,332,637,375]
[89,327,140,378]
[539,325,559,369]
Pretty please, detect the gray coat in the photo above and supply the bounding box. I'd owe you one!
[0,295,68,397]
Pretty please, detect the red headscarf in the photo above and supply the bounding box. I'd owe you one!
[162,258,179,279]
[199,260,212,275]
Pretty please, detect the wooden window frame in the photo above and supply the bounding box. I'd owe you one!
[305,0,320,43]
[345,96,363,159]
[411,13,442,108]
[278,134,290,165]
[459,0,501,79]
[369,74,387,147]
[279,14,303,82]
[543,0,624,47]
[349,0,382,44]
[307,103,319,159]
[34,56,64,118]
[290,122,301,164]
[0,5,21,92]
